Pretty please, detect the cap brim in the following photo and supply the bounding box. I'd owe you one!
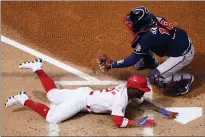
[138,87,151,92]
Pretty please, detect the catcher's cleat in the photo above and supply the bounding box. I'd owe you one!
[178,75,194,96]
[19,58,43,72]
[5,91,29,107]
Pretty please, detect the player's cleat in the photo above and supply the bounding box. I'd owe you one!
[179,75,194,96]
[5,91,29,107]
[19,58,43,72]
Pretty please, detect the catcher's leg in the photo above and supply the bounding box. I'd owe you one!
[148,45,194,96]
[5,91,50,119]
[134,51,159,70]
[19,58,57,93]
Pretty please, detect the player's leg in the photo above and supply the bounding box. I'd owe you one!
[158,45,194,79]
[148,45,194,95]
[5,90,88,123]
[19,58,57,93]
[5,91,50,119]
[46,87,92,105]
[134,51,159,70]
[46,90,88,124]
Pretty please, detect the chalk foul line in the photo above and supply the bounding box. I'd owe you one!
[1,35,100,82]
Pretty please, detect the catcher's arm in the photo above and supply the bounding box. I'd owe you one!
[97,51,141,72]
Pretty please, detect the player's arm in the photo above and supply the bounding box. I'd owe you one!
[113,115,155,128]
[110,51,142,68]
[110,37,149,69]
[111,89,154,128]
[97,35,149,72]
[141,98,178,118]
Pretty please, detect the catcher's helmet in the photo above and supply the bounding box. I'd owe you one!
[130,6,150,24]
[126,75,150,92]
[125,6,157,33]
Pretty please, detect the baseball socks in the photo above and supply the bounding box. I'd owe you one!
[24,99,50,119]
[19,58,57,93]
[5,91,50,119]
[35,69,57,93]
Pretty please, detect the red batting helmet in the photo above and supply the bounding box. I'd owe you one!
[126,75,150,92]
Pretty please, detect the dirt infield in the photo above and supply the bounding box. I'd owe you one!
[1,1,205,136]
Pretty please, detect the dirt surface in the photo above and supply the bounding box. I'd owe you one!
[1,1,205,136]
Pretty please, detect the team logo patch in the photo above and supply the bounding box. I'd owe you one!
[117,59,124,64]
[151,27,157,34]
[135,43,141,52]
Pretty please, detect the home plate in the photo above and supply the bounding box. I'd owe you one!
[166,107,203,124]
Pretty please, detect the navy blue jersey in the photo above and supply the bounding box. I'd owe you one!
[132,18,190,57]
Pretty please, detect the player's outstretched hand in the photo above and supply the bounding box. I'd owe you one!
[160,108,179,118]
[137,116,155,127]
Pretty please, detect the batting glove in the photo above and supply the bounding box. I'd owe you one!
[137,116,155,127]
[160,108,179,118]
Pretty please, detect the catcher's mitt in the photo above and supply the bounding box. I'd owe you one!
[97,54,112,72]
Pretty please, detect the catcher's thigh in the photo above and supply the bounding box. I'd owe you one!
[157,45,194,78]
[46,91,88,124]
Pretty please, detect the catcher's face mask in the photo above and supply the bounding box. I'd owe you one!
[123,14,135,36]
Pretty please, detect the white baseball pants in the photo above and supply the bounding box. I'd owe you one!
[45,87,92,124]
[157,43,194,79]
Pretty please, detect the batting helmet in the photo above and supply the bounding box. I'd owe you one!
[127,75,150,92]
[125,6,157,33]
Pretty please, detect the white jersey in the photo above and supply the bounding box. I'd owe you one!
[86,84,128,116]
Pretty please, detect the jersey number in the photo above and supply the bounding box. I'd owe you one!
[100,87,116,95]
[159,28,170,35]
[159,20,174,36]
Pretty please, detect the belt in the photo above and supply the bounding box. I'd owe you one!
[181,42,192,56]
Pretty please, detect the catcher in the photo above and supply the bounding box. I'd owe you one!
[97,6,194,96]
[5,58,178,127]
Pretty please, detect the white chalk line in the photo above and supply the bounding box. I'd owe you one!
[143,82,154,136]
[48,103,60,136]
[55,80,125,86]
[1,35,100,82]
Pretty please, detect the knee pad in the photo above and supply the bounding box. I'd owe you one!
[148,69,164,88]
[162,74,194,96]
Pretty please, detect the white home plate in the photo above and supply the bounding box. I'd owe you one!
[166,107,203,124]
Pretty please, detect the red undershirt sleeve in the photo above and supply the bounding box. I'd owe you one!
[113,115,137,127]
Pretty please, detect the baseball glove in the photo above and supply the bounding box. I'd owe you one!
[97,54,112,72]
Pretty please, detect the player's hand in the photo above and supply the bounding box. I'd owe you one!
[137,116,155,127]
[97,54,112,72]
[160,108,179,118]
